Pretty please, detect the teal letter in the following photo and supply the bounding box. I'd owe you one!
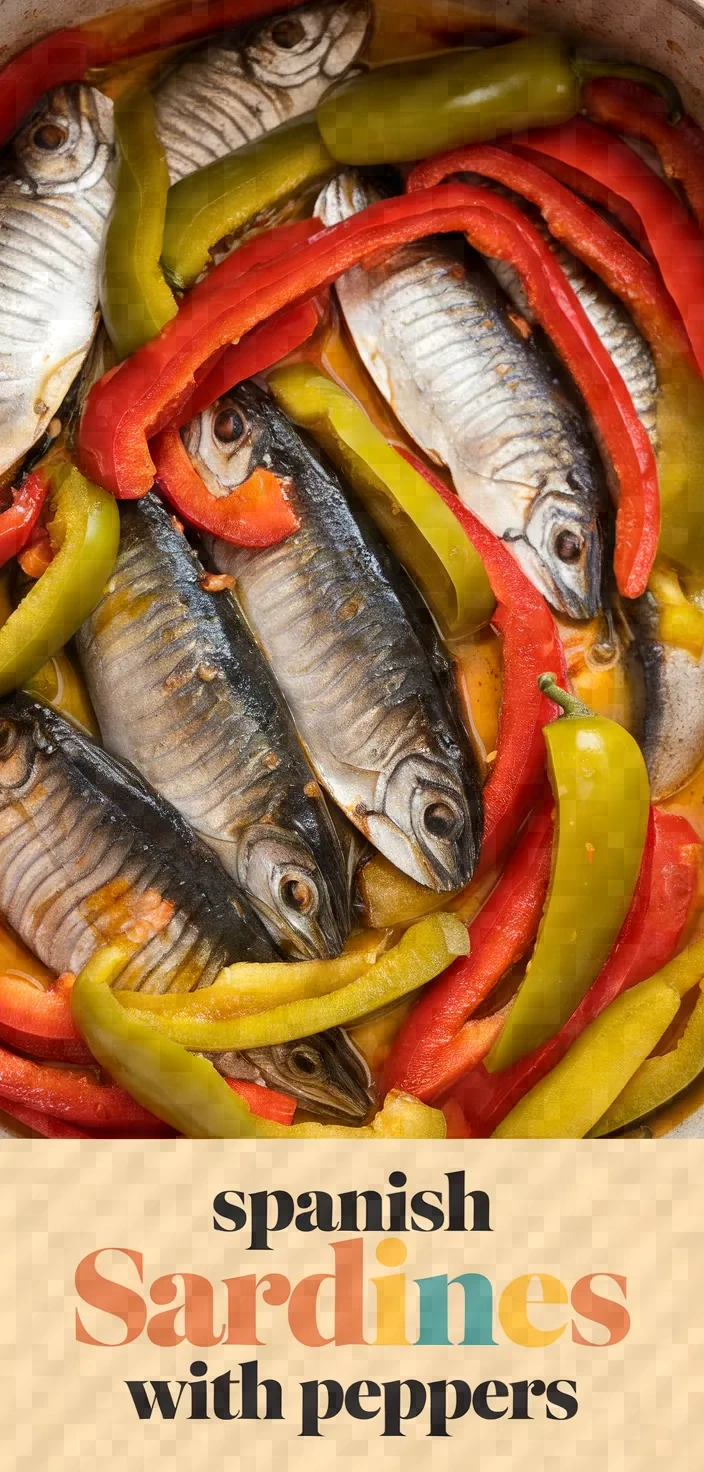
[415,1273,496,1345]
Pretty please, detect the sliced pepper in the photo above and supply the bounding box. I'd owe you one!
[457,808,700,1134]
[584,78,704,234]
[268,362,495,639]
[486,674,651,1073]
[647,563,704,659]
[153,421,299,547]
[0,469,48,569]
[0,1038,165,1129]
[76,180,660,604]
[0,972,92,1064]
[108,913,469,1052]
[316,34,680,165]
[162,117,334,290]
[493,969,682,1138]
[591,981,704,1136]
[71,942,447,1139]
[24,647,101,740]
[382,797,554,1101]
[0,462,119,696]
[101,86,178,360]
[513,119,704,380]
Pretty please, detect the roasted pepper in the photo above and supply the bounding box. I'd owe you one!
[268,362,495,639]
[591,982,704,1136]
[495,937,704,1138]
[24,647,100,740]
[71,943,447,1139]
[316,34,680,166]
[76,180,661,599]
[514,119,704,380]
[101,86,178,360]
[584,78,704,234]
[458,808,701,1135]
[647,563,704,659]
[0,972,92,1064]
[0,469,48,569]
[153,420,299,547]
[162,117,334,290]
[486,674,650,1073]
[109,913,469,1052]
[0,463,119,696]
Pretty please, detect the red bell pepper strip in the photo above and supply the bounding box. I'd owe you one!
[381,796,555,1101]
[453,807,701,1135]
[0,469,48,569]
[153,425,298,546]
[176,299,322,426]
[0,1098,92,1138]
[0,1040,166,1128]
[399,449,565,868]
[77,182,658,597]
[584,78,704,235]
[513,118,704,378]
[408,142,695,371]
[0,972,92,1064]
[225,1077,297,1125]
[0,0,307,152]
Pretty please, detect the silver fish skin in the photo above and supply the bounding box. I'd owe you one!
[627,593,704,801]
[184,381,483,892]
[77,494,350,960]
[154,0,370,183]
[0,694,275,992]
[316,171,604,619]
[205,1028,375,1124]
[0,85,114,477]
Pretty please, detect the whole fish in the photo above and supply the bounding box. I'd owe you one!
[316,171,605,619]
[77,494,350,960]
[183,381,483,891]
[0,85,114,477]
[627,593,704,800]
[205,1030,375,1124]
[0,694,275,991]
[154,0,371,183]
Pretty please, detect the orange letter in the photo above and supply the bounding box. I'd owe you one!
[75,1248,146,1346]
[571,1274,630,1346]
[498,1275,568,1348]
[223,1273,291,1345]
[148,1273,225,1347]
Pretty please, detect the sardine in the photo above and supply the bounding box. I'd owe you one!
[0,85,114,477]
[205,1028,375,1124]
[77,494,350,960]
[183,380,483,892]
[627,593,704,800]
[154,0,371,184]
[0,694,275,991]
[316,171,605,619]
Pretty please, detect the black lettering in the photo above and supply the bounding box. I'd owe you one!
[241,1360,282,1420]
[249,1190,294,1250]
[473,1381,508,1420]
[294,1192,337,1233]
[345,1381,381,1420]
[428,1380,472,1437]
[382,1380,427,1437]
[212,1371,240,1420]
[410,1190,445,1232]
[124,1380,186,1420]
[510,1379,546,1419]
[546,1380,579,1420]
[300,1379,344,1437]
[339,1190,384,1232]
[446,1173,491,1232]
[213,1191,246,1233]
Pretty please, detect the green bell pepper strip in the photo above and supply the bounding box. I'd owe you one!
[268,363,495,639]
[486,673,650,1073]
[107,913,469,1052]
[316,34,681,167]
[0,464,120,696]
[70,943,446,1139]
[492,971,681,1139]
[101,87,178,360]
[161,117,334,291]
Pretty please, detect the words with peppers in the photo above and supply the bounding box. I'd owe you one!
[73,1172,630,1435]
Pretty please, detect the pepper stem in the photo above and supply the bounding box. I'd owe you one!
[573,58,683,122]
[538,671,593,718]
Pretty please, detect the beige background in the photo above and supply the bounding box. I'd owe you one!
[0,1140,701,1469]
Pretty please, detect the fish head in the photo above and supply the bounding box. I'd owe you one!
[367,751,477,892]
[241,1028,375,1122]
[245,0,371,91]
[180,390,267,499]
[0,705,45,795]
[520,484,602,620]
[12,84,114,195]
[238,822,348,959]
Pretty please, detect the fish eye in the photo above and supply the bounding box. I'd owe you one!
[280,876,317,915]
[554,529,583,564]
[423,800,461,840]
[269,16,306,47]
[32,123,68,151]
[212,406,248,446]
[289,1045,320,1077]
[0,722,18,758]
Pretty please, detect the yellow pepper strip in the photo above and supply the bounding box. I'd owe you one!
[71,943,445,1139]
[117,930,391,1019]
[654,359,704,581]
[161,117,333,291]
[101,86,178,360]
[0,464,120,697]
[268,363,495,640]
[647,560,704,659]
[24,648,101,740]
[358,854,449,929]
[110,913,469,1052]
